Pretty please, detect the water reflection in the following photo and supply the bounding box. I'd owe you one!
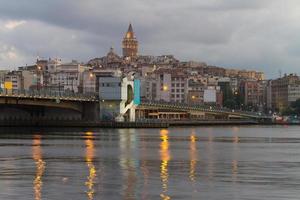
[140,130,150,199]
[233,136,239,144]
[206,129,215,181]
[1,126,300,200]
[119,129,138,200]
[160,129,171,200]
[32,135,46,200]
[232,160,238,181]
[85,132,97,200]
[232,129,240,183]
[189,133,198,182]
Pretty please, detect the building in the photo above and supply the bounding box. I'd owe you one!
[238,70,264,81]
[50,60,87,93]
[271,74,300,112]
[82,69,122,95]
[105,47,122,68]
[204,66,226,76]
[99,75,137,122]
[204,86,223,106]
[46,58,62,73]
[122,23,138,58]
[22,70,36,90]
[4,71,23,92]
[187,79,205,105]
[240,80,265,110]
[0,70,9,90]
[150,68,188,103]
[142,76,157,101]
[264,80,272,111]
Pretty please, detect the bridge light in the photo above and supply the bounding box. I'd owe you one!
[89,73,94,78]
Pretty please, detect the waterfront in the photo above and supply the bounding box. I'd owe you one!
[0,126,300,199]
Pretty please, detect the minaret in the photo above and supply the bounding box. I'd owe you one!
[122,23,138,58]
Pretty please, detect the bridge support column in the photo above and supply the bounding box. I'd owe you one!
[82,102,99,121]
[129,107,135,122]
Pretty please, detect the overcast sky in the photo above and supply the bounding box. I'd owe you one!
[0,0,299,78]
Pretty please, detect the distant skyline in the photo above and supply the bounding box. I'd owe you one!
[0,0,300,78]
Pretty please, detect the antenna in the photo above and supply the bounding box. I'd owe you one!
[36,51,40,61]
[278,69,282,78]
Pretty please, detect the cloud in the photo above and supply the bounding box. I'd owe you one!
[0,0,299,78]
[4,20,26,29]
[0,42,25,68]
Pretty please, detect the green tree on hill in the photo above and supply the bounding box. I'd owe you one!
[282,99,300,115]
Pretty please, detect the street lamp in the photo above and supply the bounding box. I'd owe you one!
[88,72,95,94]
[163,85,168,91]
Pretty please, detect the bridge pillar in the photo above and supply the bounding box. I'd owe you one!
[129,107,135,122]
[82,102,99,121]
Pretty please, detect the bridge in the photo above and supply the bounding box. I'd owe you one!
[136,101,271,121]
[0,90,99,121]
[0,90,272,123]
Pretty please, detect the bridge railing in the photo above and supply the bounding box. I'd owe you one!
[0,89,98,101]
[140,100,270,118]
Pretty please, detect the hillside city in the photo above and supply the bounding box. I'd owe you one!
[1,24,299,116]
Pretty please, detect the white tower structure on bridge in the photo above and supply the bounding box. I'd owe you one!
[99,74,139,122]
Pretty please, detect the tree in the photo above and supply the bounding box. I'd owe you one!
[222,84,234,108]
[282,107,296,116]
[282,99,300,116]
[291,99,300,114]
[221,84,244,109]
[224,99,236,109]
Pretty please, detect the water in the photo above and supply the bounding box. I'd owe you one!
[0,126,300,200]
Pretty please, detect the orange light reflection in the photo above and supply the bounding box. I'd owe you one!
[85,132,97,200]
[189,135,197,182]
[160,129,171,200]
[32,135,45,200]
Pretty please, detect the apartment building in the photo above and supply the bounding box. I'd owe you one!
[271,74,300,111]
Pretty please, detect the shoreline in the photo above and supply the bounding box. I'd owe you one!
[0,120,298,128]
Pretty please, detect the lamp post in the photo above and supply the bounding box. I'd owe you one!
[89,72,95,94]
[160,84,168,102]
[58,73,61,96]
[71,76,74,94]
[37,66,42,94]
[191,95,196,106]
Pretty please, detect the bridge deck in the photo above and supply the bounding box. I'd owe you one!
[0,92,98,102]
[138,102,271,119]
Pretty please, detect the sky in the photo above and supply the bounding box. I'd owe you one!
[0,0,300,78]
